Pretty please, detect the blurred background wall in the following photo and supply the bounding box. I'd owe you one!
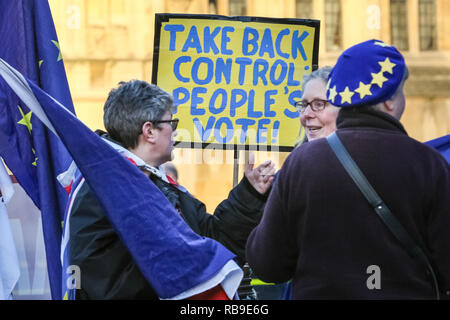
[48,0,450,211]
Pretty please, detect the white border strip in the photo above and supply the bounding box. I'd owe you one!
[163,259,243,300]
[60,178,85,264]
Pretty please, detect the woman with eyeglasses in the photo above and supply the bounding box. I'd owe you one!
[251,66,340,300]
[296,66,339,145]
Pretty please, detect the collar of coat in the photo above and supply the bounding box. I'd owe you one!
[94,130,168,180]
[336,107,408,135]
[94,130,189,193]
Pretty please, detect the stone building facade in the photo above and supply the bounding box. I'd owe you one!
[48,0,450,210]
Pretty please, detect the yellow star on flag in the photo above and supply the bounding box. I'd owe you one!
[339,86,354,104]
[17,105,33,134]
[374,41,389,47]
[371,71,388,88]
[51,40,62,61]
[378,57,396,74]
[354,81,372,99]
[328,85,338,103]
[31,148,38,167]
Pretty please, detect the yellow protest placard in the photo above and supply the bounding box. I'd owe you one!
[153,14,319,151]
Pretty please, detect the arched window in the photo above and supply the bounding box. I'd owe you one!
[209,0,218,14]
[325,0,342,51]
[229,0,246,16]
[296,0,313,19]
[419,0,437,50]
[390,0,409,51]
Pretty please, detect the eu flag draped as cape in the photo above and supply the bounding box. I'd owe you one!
[0,58,241,299]
[0,0,75,299]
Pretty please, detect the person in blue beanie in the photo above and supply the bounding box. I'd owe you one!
[246,39,450,299]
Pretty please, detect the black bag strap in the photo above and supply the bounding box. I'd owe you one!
[326,132,440,300]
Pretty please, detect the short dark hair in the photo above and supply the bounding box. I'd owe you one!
[103,80,176,149]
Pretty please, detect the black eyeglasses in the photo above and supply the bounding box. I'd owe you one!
[295,99,328,113]
[151,118,179,131]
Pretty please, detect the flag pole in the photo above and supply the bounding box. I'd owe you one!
[232,148,239,187]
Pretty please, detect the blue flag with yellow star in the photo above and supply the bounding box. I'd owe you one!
[0,0,75,299]
[0,58,242,300]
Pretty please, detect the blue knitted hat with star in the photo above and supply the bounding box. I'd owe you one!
[326,39,406,107]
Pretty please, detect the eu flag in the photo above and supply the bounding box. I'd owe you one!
[0,0,75,299]
[425,135,450,164]
[0,58,242,300]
